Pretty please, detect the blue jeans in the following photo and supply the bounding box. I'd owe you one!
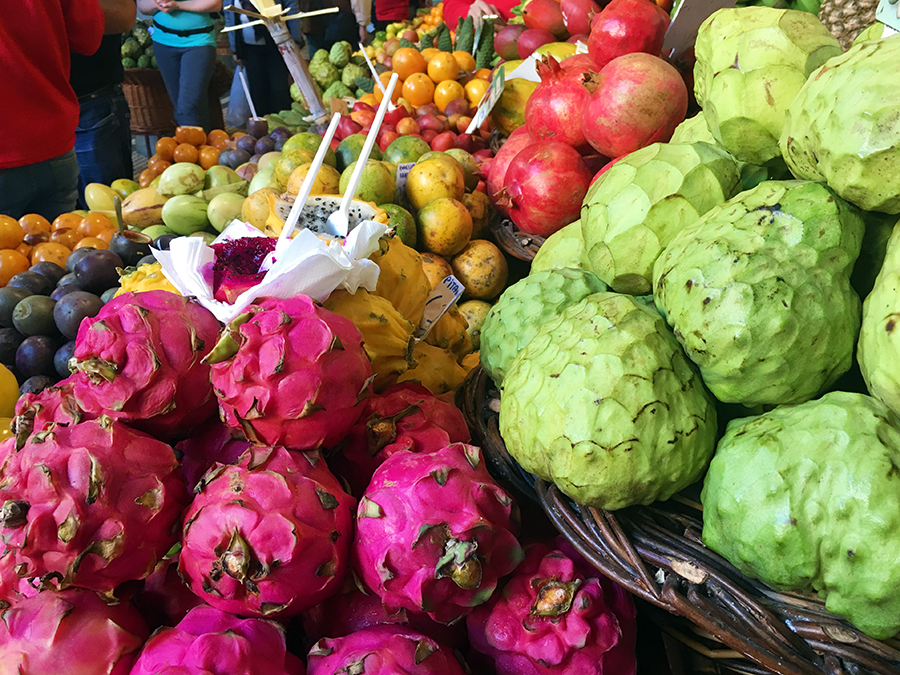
[0,149,79,222]
[154,42,217,131]
[75,86,134,208]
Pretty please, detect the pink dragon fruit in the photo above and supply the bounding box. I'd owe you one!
[209,236,277,303]
[175,417,252,488]
[179,445,356,618]
[307,625,466,675]
[0,588,149,674]
[353,443,524,625]
[68,291,221,441]
[205,295,373,450]
[11,377,94,449]
[0,547,38,606]
[0,417,189,594]
[330,382,471,496]
[132,554,203,629]
[130,604,305,675]
[466,540,638,675]
[301,574,467,651]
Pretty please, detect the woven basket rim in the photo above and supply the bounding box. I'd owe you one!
[458,365,900,675]
[489,213,545,262]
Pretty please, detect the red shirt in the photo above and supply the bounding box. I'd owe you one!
[0,0,104,170]
[442,0,518,35]
[376,0,409,22]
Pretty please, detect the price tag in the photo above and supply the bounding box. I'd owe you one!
[465,65,505,135]
[414,275,465,341]
[876,0,900,34]
[394,162,416,206]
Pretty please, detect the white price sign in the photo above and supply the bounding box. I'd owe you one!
[465,65,506,135]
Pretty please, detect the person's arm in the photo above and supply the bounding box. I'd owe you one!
[62,0,105,55]
[167,0,223,11]
[100,0,136,33]
[136,0,159,15]
[349,0,371,43]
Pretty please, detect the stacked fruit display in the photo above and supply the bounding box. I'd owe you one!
[138,125,241,187]
[121,20,156,70]
[483,5,900,642]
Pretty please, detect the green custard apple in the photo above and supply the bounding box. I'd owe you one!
[529,220,588,274]
[694,6,841,166]
[702,391,900,640]
[780,35,900,214]
[653,180,864,407]
[499,292,718,511]
[581,141,741,295]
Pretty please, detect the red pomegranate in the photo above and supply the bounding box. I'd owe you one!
[523,0,569,40]
[587,0,671,71]
[581,52,688,159]
[487,126,537,215]
[525,56,591,153]
[560,0,601,36]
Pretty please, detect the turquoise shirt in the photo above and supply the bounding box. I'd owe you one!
[152,9,215,48]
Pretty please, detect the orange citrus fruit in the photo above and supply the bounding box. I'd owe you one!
[0,249,30,286]
[207,129,229,147]
[464,78,490,106]
[474,68,492,80]
[75,236,108,250]
[392,48,427,80]
[148,155,172,175]
[402,73,436,107]
[427,52,459,83]
[139,168,158,188]
[18,214,51,236]
[175,126,207,146]
[421,47,439,62]
[155,136,178,162]
[78,213,114,237]
[51,228,81,249]
[452,51,476,73]
[95,228,116,245]
[433,79,466,112]
[31,242,71,267]
[52,212,82,232]
[173,143,200,164]
[374,72,403,105]
[0,216,25,250]
[199,145,220,170]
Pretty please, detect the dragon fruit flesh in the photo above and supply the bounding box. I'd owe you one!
[301,575,468,651]
[179,445,355,618]
[467,540,637,675]
[307,624,466,675]
[353,444,524,625]
[175,418,253,489]
[209,236,278,303]
[330,382,471,497]
[0,417,189,594]
[68,291,221,441]
[206,295,373,450]
[0,588,149,675]
[130,604,305,675]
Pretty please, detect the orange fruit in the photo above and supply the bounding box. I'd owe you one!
[452,51,476,73]
[421,47,439,62]
[95,228,116,245]
[31,242,71,267]
[0,216,25,250]
[18,214,51,236]
[207,129,229,147]
[148,154,172,174]
[199,145,220,170]
[427,52,459,83]
[474,68,492,80]
[358,93,378,108]
[392,48,427,80]
[155,136,178,161]
[52,212,82,232]
[374,73,403,105]
[75,236,108,250]
[0,249,30,286]
[139,168,158,188]
[231,131,246,140]
[433,79,466,112]
[78,213,114,237]
[51,227,81,249]
[173,143,200,164]
[175,126,207,146]
[402,73,436,107]
[464,78,490,106]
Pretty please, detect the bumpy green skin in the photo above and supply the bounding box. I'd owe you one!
[780,36,900,214]
[702,392,900,640]
[329,41,352,68]
[858,220,900,417]
[341,63,365,88]
[653,180,863,407]
[310,61,340,89]
[581,142,741,296]
[530,220,588,274]
[694,7,841,166]
[480,268,607,386]
[670,114,714,145]
[500,293,717,510]
[852,22,890,46]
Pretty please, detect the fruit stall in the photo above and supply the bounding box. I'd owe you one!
[1,0,899,673]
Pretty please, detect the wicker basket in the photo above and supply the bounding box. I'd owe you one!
[489,214,545,262]
[123,68,176,135]
[457,365,900,675]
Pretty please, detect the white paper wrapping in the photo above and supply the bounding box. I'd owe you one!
[152,219,388,323]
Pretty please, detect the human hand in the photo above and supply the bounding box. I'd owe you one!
[156,0,176,12]
[359,24,370,45]
[467,0,500,27]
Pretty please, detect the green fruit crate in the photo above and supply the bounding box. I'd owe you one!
[457,365,900,675]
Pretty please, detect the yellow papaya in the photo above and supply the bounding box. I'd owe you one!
[115,262,181,297]
[397,342,468,396]
[369,235,431,328]
[492,78,538,137]
[425,306,473,362]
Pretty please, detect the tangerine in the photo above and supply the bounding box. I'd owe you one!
[207,129,229,147]
[0,249,30,286]
[402,73,436,107]
[18,214,51,235]
[199,145,220,170]
[427,52,459,82]
[433,79,466,112]
[95,228,116,245]
[52,212,82,232]
[452,51,476,73]
[173,143,200,164]
[155,136,178,161]
[148,155,172,174]
[0,216,25,250]
[75,236,108,250]
[392,48,427,80]
[464,78,490,106]
[421,47,439,62]
[474,68,492,80]
[175,125,207,146]
[374,73,403,105]
[51,228,81,249]
[78,213,114,237]
[15,243,32,258]
[31,242,71,267]
[139,168,158,188]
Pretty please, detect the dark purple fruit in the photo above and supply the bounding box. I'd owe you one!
[15,335,59,378]
[230,148,251,168]
[270,126,292,142]
[53,291,104,340]
[109,229,153,267]
[235,134,258,155]
[274,137,288,152]
[153,233,179,250]
[136,255,156,267]
[54,340,76,378]
[30,261,66,284]
[73,249,124,293]
[217,148,235,168]
[56,273,81,289]
[100,288,119,303]
[246,117,268,138]
[20,375,54,396]
[254,136,276,155]
[66,247,97,273]
[50,285,81,301]
[0,287,31,328]
[7,271,54,296]
[13,295,58,337]
[23,232,50,247]
[0,327,25,367]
